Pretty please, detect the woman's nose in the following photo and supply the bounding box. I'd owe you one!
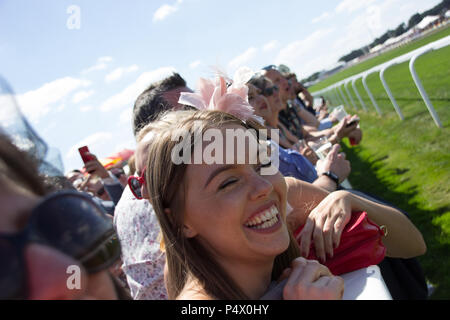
[248,173,273,201]
[24,244,88,300]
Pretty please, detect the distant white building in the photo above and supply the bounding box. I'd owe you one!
[416,15,440,29]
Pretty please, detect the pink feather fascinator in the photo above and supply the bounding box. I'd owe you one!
[178,67,264,125]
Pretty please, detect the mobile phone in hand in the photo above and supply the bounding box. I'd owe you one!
[346,117,360,127]
[78,146,95,164]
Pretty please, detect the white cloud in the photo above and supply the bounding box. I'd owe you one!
[228,47,258,71]
[79,105,93,112]
[72,89,95,104]
[331,1,402,55]
[189,60,202,69]
[16,77,91,123]
[81,56,113,74]
[312,11,331,24]
[119,108,132,125]
[153,5,177,22]
[335,0,376,14]
[274,28,335,79]
[105,65,139,83]
[262,40,279,52]
[366,5,383,33]
[66,131,114,159]
[98,56,113,63]
[55,103,66,112]
[153,0,184,22]
[276,28,334,65]
[113,139,136,154]
[100,66,176,112]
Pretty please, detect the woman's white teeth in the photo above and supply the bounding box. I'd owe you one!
[245,205,279,229]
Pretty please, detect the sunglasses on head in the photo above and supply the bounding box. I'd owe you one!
[262,64,291,74]
[262,64,278,71]
[127,167,146,200]
[0,190,121,299]
[262,85,279,97]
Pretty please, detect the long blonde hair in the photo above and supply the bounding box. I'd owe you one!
[144,109,300,299]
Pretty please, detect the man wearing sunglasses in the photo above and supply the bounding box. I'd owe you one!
[0,134,129,299]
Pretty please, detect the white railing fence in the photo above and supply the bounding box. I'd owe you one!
[312,35,450,128]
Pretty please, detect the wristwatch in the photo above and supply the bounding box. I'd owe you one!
[322,171,339,186]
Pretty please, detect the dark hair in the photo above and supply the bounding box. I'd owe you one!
[247,73,272,92]
[110,274,132,300]
[42,175,77,193]
[285,72,297,80]
[132,73,187,137]
[0,134,47,196]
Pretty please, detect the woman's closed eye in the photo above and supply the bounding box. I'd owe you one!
[218,177,238,190]
[215,161,272,191]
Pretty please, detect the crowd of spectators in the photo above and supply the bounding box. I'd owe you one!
[0,63,429,300]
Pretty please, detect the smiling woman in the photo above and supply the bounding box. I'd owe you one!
[144,109,344,300]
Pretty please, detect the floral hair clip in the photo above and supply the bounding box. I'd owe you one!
[178,67,264,125]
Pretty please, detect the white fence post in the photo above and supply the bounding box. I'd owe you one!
[338,84,350,107]
[345,80,358,110]
[362,73,383,115]
[352,78,368,112]
[380,65,404,120]
[409,49,443,128]
[334,86,343,105]
[330,88,340,106]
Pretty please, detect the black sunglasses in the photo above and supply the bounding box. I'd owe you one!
[262,85,279,97]
[0,190,121,299]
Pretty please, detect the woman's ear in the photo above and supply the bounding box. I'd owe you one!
[164,208,197,238]
[182,224,197,238]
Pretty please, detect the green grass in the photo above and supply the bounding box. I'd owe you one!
[311,27,450,299]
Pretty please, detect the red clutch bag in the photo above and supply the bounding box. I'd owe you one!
[293,211,386,275]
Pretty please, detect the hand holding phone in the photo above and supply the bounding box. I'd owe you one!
[78,146,109,178]
[345,116,360,128]
[78,146,95,164]
[78,146,97,174]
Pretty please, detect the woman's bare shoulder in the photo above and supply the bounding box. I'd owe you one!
[176,278,215,300]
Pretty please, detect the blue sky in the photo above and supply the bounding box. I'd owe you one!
[0,0,441,171]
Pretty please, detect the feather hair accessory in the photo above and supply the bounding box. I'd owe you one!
[178,67,264,125]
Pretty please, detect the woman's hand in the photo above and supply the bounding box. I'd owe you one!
[282,258,344,300]
[332,115,359,141]
[83,152,110,179]
[297,190,352,262]
[315,144,351,183]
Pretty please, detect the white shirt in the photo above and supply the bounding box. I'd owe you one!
[113,186,167,300]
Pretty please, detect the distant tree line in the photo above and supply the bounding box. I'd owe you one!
[338,0,450,63]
